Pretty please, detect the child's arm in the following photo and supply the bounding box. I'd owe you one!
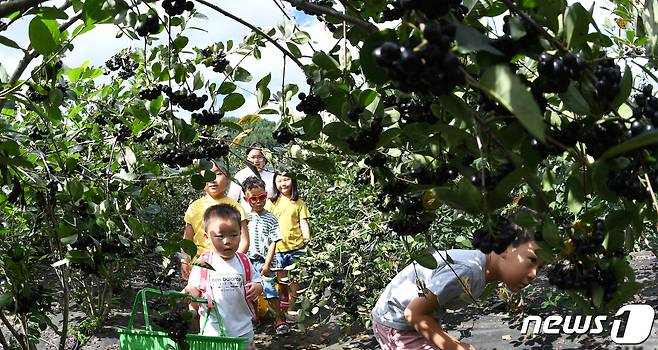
[262,241,277,276]
[238,220,250,254]
[300,218,311,242]
[404,292,476,350]
[181,223,195,280]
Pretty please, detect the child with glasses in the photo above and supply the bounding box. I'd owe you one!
[181,160,250,280]
[242,176,290,335]
[266,171,311,318]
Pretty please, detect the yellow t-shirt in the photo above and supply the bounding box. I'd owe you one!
[266,196,310,252]
[184,194,248,254]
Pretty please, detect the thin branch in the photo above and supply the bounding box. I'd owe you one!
[282,0,377,33]
[194,0,305,69]
[644,173,658,221]
[0,0,48,17]
[0,311,26,349]
[499,0,567,53]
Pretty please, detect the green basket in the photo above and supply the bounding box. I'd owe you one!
[117,288,247,350]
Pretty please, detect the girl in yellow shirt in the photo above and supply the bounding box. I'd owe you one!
[266,172,311,317]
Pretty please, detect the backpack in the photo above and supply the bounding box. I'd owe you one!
[197,251,255,317]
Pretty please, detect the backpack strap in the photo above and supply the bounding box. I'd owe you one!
[198,251,214,308]
[236,252,256,317]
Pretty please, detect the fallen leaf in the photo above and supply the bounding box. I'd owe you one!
[502,335,512,340]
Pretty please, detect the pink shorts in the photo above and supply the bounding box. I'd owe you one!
[372,320,440,350]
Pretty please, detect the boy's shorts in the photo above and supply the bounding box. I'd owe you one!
[275,247,306,269]
[372,320,440,350]
[250,258,278,299]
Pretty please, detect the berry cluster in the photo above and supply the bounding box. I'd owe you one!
[472,217,520,254]
[608,168,657,201]
[211,52,229,73]
[27,85,48,102]
[572,220,605,254]
[346,118,383,154]
[139,85,164,100]
[168,91,208,112]
[382,2,403,21]
[548,262,620,303]
[157,149,196,167]
[491,15,540,59]
[136,14,159,37]
[530,122,582,157]
[134,128,155,142]
[296,93,326,114]
[535,52,587,93]
[29,127,45,141]
[195,140,230,160]
[582,121,625,159]
[397,99,437,124]
[162,0,194,16]
[632,85,658,125]
[386,194,435,236]
[105,53,138,79]
[191,110,224,126]
[373,22,463,95]
[116,124,132,141]
[272,126,300,144]
[154,311,189,345]
[409,164,458,186]
[364,153,388,167]
[470,163,515,191]
[201,47,213,58]
[593,59,622,103]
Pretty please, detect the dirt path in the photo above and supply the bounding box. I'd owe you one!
[27,251,658,349]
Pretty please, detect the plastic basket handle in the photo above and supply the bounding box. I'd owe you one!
[126,288,210,331]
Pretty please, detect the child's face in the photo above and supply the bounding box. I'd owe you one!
[204,164,229,199]
[204,216,241,259]
[275,175,292,196]
[247,149,265,172]
[244,186,267,213]
[499,240,543,292]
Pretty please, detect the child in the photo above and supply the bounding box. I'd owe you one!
[266,171,311,316]
[181,160,250,280]
[242,175,290,335]
[371,226,543,350]
[184,204,263,350]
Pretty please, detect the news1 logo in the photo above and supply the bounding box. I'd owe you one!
[521,304,655,345]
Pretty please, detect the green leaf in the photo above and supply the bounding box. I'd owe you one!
[233,67,252,82]
[28,17,60,55]
[221,93,245,111]
[599,131,658,160]
[455,24,503,55]
[217,82,236,94]
[302,114,323,140]
[0,35,21,50]
[304,155,336,174]
[542,220,562,250]
[203,170,216,182]
[591,284,604,308]
[286,42,302,58]
[413,249,438,269]
[564,3,591,49]
[257,87,270,108]
[82,0,113,23]
[173,35,189,50]
[559,82,590,115]
[27,6,69,19]
[312,51,340,71]
[359,30,395,85]
[291,31,311,44]
[0,293,12,309]
[193,71,204,90]
[480,64,545,141]
[256,73,271,90]
[611,66,632,110]
[566,175,584,215]
[434,178,482,216]
[190,174,204,190]
[180,239,197,259]
[149,95,163,116]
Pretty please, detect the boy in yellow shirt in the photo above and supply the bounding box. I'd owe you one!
[181,160,249,280]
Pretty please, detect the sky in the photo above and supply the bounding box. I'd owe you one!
[0,0,637,123]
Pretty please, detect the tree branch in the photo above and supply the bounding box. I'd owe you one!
[0,0,49,18]
[283,0,377,33]
[194,0,305,69]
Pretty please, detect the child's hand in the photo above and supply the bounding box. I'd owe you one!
[261,266,270,276]
[184,285,201,297]
[245,282,262,301]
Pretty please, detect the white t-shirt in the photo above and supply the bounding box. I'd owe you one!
[371,249,487,330]
[247,211,282,259]
[188,253,262,337]
[228,167,276,212]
